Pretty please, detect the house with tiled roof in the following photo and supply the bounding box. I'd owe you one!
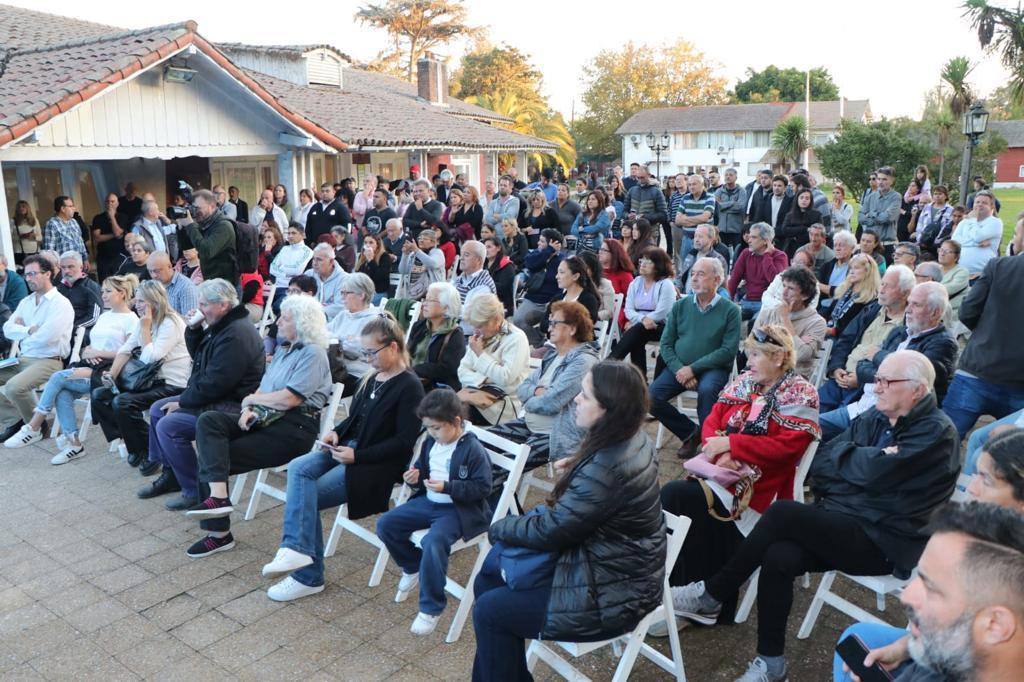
[0,4,554,259]
[988,120,1024,188]
[615,100,871,185]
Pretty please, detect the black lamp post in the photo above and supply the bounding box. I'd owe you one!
[958,101,990,203]
[645,132,671,182]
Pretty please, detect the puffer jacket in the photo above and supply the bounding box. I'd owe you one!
[489,431,666,640]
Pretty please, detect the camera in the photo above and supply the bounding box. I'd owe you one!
[168,180,195,219]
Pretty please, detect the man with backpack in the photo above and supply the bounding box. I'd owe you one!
[182,189,239,285]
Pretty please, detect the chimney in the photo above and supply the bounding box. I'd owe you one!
[416,54,448,106]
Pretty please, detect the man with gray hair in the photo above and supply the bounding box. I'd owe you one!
[180,189,237,285]
[819,281,958,439]
[714,168,747,254]
[132,200,169,254]
[146,251,197,317]
[139,278,265,511]
[56,250,102,328]
[671,349,959,682]
[857,166,901,262]
[305,242,347,319]
[212,185,236,221]
[727,222,789,320]
[454,240,496,304]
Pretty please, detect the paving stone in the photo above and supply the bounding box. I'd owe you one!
[89,564,154,595]
[215,588,286,626]
[168,610,241,650]
[0,603,56,637]
[201,624,281,671]
[25,637,109,680]
[317,641,407,681]
[110,535,172,562]
[142,593,204,631]
[186,573,253,609]
[148,653,235,681]
[113,636,195,678]
[17,567,78,600]
[280,619,364,665]
[162,558,227,592]
[40,581,106,617]
[63,597,133,633]
[115,577,185,612]
[135,547,192,575]
[236,646,322,680]
[2,618,81,664]
[0,587,35,615]
[90,613,165,657]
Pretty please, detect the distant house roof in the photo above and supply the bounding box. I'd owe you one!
[218,42,355,63]
[988,120,1024,148]
[616,100,871,135]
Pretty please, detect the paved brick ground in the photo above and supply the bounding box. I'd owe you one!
[0,419,896,681]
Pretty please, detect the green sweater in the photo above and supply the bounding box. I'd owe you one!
[659,295,741,374]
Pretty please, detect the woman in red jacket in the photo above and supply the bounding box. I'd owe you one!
[654,324,819,632]
[598,238,634,330]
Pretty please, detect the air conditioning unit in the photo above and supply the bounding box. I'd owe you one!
[717,146,726,153]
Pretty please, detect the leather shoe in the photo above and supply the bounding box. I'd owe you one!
[165,494,199,511]
[139,459,160,476]
[0,421,25,443]
[137,469,180,499]
[676,432,701,460]
[126,450,144,468]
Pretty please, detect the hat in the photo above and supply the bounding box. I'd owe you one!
[410,164,420,172]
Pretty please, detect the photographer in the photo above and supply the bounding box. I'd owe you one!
[179,189,238,285]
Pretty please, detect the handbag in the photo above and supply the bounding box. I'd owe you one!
[115,348,163,393]
[684,453,759,522]
[526,253,555,294]
[483,506,558,591]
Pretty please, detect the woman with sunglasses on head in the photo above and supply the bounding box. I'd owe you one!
[653,325,820,635]
[260,314,425,602]
[326,273,380,396]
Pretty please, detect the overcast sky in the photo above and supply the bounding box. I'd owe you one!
[14,0,1012,122]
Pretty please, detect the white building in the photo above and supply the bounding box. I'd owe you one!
[616,100,871,186]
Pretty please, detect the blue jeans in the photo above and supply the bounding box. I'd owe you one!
[35,369,91,437]
[280,449,349,587]
[737,297,762,321]
[832,622,911,682]
[964,408,1024,475]
[377,495,462,615]
[819,406,852,441]
[942,373,1024,440]
[649,366,730,443]
[818,378,861,413]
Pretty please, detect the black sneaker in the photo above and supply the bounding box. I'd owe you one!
[137,469,180,499]
[185,496,234,518]
[0,420,25,443]
[186,534,235,558]
[138,459,160,476]
[165,494,199,511]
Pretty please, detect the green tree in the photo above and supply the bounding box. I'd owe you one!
[356,0,478,81]
[465,91,576,172]
[986,83,1024,119]
[733,65,839,103]
[451,41,542,102]
[573,40,729,159]
[770,116,809,170]
[940,56,975,118]
[964,0,1024,104]
[816,120,932,200]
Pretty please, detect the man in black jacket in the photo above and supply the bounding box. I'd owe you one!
[752,175,793,230]
[401,179,444,240]
[671,350,960,682]
[623,165,668,252]
[228,186,249,224]
[56,251,101,329]
[138,279,265,511]
[306,183,352,246]
[820,281,957,439]
[943,255,1024,438]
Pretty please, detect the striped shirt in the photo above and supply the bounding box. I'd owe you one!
[454,267,496,303]
[676,192,716,239]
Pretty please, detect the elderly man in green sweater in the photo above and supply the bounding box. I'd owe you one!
[650,256,741,457]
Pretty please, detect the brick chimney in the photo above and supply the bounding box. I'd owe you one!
[416,54,448,106]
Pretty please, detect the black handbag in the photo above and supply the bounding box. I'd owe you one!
[116,348,164,393]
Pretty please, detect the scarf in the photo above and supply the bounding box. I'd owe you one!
[718,369,820,438]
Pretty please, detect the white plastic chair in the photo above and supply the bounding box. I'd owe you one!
[404,301,423,345]
[525,511,692,682]
[391,424,531,643]
[794,472,974,639]
[655,358,738,450]
[810,338,833,388]
[447,255,460,282]
[734,440,820,623]
[605,293,625,353]
[592,319,609,357]
[257,282,276,337]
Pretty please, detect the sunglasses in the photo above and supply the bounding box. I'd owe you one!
[752,328,783,347]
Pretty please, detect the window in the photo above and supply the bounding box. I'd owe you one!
[1018,164,1024,178]
[747,163,762,177]
[30,167,62,217]
[3,167,18,221]
[76,168,101,227]
[754,131,771,147]
[697,132,709,149]
[674,132,696,149]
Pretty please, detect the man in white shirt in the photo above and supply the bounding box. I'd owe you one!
[0,254,74,441]
[250,189,289,231]
[132,200,169,254]
[952,190,1003,278]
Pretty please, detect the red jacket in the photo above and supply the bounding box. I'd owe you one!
[605,268,634,329]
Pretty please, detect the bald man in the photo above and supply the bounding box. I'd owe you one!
[147,251,197,316]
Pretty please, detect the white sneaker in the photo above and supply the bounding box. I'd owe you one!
[4,425,41,448]
[50,444,85,465]
[261,547,314,577]
[410,612,440,635]
[395,572,419,602]
[266,576,324,602]
[647,615,689,638]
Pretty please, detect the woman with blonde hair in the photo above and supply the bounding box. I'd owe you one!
[501,217,528,269]
[824,253,880,336]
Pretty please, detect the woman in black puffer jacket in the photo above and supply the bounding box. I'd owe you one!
[471,360,666,682]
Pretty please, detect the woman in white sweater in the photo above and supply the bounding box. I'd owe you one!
[397,229,446,300]
[457,294,530,425]
[269,223,314,314]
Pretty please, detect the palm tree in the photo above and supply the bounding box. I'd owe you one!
[465,91,577,172]
[771,116,808,170]
[940,57,975,119]
[964,0,1024,104]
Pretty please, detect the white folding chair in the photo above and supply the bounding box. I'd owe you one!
[525,511,692,682]
[592,319,609,357]
[404,301,422,345]
[735,440,820,623]
[68,325,86,364]
[511,274,521,314]
[392,424,531,643]
[606,293,625,348]
[257,283,276,337]
[655,358,738,450]
[447,255,460,282]
[794,472,974,639]
[810,338,833,388]
[322,435,427,587]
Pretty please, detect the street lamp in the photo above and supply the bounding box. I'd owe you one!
[645,131,671,182]
[958,101,990,204]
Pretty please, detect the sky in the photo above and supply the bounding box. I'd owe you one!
[9,0,1013,121]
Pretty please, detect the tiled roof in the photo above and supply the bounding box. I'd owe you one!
[616,100,871,135]
[0,4,116,49]
[217,42,356,65]
[988,120,1024,148]
[245,68,556,151]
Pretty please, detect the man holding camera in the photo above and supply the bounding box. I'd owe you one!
[180,189,238,285]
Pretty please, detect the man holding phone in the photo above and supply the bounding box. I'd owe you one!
[834,503,1024,681]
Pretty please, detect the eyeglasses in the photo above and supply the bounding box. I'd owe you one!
[361,344,389,359]
[423,297,441,305]
[638,258,653,266]
[875,376,914,389]
[23,270,43,278]
[752,328,783,346]
[549,319,570,327]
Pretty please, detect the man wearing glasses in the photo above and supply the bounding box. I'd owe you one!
[0,255,74,443]
[43,196,89,263]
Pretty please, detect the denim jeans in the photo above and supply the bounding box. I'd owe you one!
[376,495,462,615]
[35,369,91,437]
[832,622,916,682]
[737,297,762,321]
[280,449,349,587]
[964,408,1024,474]
[472,568,552,682]
[818,378,861,413]
[819,406,852,442]
[942,372,1024,440]
[649,366,730,443]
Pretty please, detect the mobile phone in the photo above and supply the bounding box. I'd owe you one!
[314,440,335,453]
[835,635,894,682]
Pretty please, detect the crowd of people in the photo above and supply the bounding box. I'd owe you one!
[5,161,1024,682]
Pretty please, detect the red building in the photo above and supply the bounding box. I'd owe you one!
[990,120,1024,188]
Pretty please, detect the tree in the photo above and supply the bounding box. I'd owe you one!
[464,91,576,172]
[940,56,975,118]
[770,117,809,170]
[986,83,1024,120]
[816,120,932,200]
[572,40,729,159]
[451,42,542,102]
[964,0,1024,104]
[733,66,839,103]
[356,0,478,81]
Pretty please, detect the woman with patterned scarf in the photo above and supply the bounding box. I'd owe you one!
[651,324,820,635]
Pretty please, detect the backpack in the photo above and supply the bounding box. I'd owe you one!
[229,219,260,274]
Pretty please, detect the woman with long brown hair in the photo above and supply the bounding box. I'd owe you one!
[355,233,390,304]
[569,190,611,254]
[472,360,666,681]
